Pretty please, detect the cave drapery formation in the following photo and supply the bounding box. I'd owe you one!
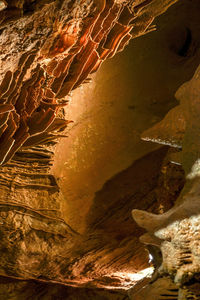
[0,0,200,299]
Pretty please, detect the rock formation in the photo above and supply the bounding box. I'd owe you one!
[0,0,200,299]
[132,19,200,300]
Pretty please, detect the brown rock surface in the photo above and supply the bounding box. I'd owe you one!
[0,0,200,299]
[132,4,200,297]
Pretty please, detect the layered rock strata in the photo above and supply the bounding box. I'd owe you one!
[0,0,180,294]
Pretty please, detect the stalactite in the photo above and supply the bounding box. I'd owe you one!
[0,0,177,167]
[132,63,200,299]
[0,0,182,293]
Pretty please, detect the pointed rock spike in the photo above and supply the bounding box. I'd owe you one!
[139,233,162,247]
[168,151,182,165]
[132,209,163,232]
[141,105,185,148]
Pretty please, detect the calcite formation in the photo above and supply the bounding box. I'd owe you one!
[0,0,178,165]
[0,0,182,295]
[132,56,200,298]
[3,0,200,299]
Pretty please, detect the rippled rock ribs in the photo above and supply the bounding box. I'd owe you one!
[0,0,180,293]
[0,0,177,165]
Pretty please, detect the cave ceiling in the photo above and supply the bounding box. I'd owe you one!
[0,0,200,299]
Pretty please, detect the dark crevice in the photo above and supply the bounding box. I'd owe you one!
[178,28,192,57]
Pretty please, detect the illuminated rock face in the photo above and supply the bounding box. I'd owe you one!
[1,0,200,299]
[132,37,200,300]
[0,0,177,164]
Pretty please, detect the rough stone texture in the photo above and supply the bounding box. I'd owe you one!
[2,0,200,299]
[0,0,178,164]
[0,0,184,296]
[0,146,173,289]
[129,277,179,300]
[52,0,199,234]
[132,28,200,300]
[0,277,129,300]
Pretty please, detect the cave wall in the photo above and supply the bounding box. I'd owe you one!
[0,0,200,299]
[52,0,200,232]
[0,0,183,292]
[131,1,200,298]
[0,277,129,300]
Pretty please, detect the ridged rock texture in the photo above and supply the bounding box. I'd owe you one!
[0,0,179,164]
[132,27,200,300]
[2,0,200,299]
